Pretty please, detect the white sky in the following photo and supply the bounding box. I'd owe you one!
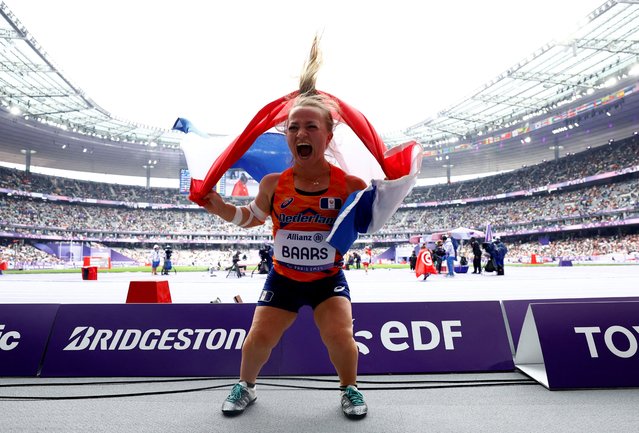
[6,0,606,137]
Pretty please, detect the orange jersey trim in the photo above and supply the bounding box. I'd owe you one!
[271,165,349,282]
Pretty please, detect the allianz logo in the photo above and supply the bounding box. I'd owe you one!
[63,326,246,351]
[0,324,21,351]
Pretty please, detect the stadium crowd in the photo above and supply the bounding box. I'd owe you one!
[1,134,637,206]
[0,134,638,267]
[409,135,639,203]
[0,167,192,206]
[1,176,636,239]
[498,234,639,263]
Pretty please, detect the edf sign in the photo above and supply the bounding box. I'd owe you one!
[380,320,463,351]
[279,301,513,375]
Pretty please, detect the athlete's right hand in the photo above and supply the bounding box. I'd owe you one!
[202,191,225,215]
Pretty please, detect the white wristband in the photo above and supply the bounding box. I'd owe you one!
[248,200,268,222]
[231,206,243,225]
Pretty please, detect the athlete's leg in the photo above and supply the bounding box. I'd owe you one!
[313,297,358,386]
[239,306,297,383]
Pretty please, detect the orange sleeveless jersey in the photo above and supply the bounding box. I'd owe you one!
[271,165,349,282]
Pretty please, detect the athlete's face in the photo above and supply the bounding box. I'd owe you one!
[286,106,333,166]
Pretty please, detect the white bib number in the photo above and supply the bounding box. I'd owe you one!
[274,230,336,272]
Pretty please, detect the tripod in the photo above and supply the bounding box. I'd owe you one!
[251,258,270,277]
[226,261,245,278]
[161,259,177,275]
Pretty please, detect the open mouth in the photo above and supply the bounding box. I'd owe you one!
[296,143,313,158]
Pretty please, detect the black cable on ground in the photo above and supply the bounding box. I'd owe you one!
[0,382,235,401]
[0,380,540,401]
[267,376,536,385]
[0,374,534,388]
[256,381,539,391]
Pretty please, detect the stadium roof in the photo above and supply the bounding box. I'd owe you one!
[382,1,639,145]
[0,0,638,182]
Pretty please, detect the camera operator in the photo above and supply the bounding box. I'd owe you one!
[162,245,174,275]
[230,250,246,278]
[493,237,508,275]
[258,244,273,274]
[470,237,482,274]
[433,240,446,274]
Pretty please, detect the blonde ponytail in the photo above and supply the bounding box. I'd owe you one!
[299,35,322,96]
[291,34,337,132]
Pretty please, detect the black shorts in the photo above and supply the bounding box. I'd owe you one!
[257,269,351,313]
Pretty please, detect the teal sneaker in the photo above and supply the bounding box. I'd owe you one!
[221,381,257,416]
[340,385,368,419]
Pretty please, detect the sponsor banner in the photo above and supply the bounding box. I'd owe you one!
[39,301,513,377]
[515,301,639,389]
[281,301,514,374]
[0,304,60,376]
[354,302,514,373]
[502,297,639,352]
[40,304,261,377]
